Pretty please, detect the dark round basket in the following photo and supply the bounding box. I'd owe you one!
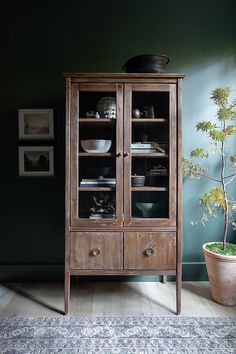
[122,54,170,73]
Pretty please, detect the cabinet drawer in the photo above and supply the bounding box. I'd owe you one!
[124,232,176,270]
[70,232,123,269]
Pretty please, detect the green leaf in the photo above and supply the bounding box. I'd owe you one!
[224,125,236,137]
[182,157,206,178]
[209,129,226,142]
[217,107,236,121]
[210,87,231,106]
[230,153,236,163]
[196,121,216,132]
[191,148,208,158]
[200,187,225,213]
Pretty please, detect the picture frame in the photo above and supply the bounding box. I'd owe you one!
[19,146,54,176]
[18,109,54,140]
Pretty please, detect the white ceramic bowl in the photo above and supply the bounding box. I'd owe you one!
[81,140,112,153]
[136,202,159,218]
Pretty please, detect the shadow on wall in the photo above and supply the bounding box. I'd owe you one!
[182,55,236,263]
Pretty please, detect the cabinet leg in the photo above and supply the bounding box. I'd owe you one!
[64,271,70,315]
[161,275,167,284]
[176,270,182,315]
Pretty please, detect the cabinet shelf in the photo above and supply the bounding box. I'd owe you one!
[132,118,167,123]
[132,153,168,158]
[131,186,167,192]
[79,118,116,124]
[79,186,115,191]
[79,152,114,157]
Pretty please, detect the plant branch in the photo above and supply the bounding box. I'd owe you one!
[228,102,236,110]
[225,175,236,186]
[196,173,222,183]
[221,122,229,250]
[223,172,236,179]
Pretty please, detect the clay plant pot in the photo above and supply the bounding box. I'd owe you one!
[203,242,236,306]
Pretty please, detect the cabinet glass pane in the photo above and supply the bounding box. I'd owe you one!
[78,91,117,220]
[132,191,168,218]
[131,90,169,219]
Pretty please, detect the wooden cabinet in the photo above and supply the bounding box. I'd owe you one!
[64,73,184,314]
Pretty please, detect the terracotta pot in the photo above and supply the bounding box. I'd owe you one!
[203,242,236,306]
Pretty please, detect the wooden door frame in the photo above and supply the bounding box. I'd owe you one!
[123,83,177,227]
[69,82,124,228]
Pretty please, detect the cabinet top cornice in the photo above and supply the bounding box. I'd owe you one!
[63,72,185,80]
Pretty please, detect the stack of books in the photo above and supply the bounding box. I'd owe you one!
[80,177,116,187]
[89,213,116,219]
[149,168,168,176]
[131,142,166,153]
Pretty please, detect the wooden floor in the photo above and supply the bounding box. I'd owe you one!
[0,282,236,317]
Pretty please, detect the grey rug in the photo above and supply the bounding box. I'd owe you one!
[0,316,236,353]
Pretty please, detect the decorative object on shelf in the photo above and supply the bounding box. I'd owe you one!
[131,175,145,187]
[122,54,169,73]
[18,109,54,140]
[132,109,142,118]
[81,139,112,153]
[183,86,236,306]
[96,97,116,119]
[90,193,115,218]
[85,111,101,118]
[136,202,159,218]
[18,146,54,177]
[143,106,155,118]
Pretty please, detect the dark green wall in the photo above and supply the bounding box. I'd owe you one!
[1,0,236,281]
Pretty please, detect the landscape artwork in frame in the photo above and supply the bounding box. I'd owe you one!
[18,109,54,139]
[19,146,54,176]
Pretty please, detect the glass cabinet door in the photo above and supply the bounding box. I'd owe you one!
[70,83,123,227]
[123,83,177,227]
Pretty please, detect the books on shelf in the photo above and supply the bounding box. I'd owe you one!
[131,142,166,154]
[149,169,168,176]
[89,213,116,219]
[80,177,116,187]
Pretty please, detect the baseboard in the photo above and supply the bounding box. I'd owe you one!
[0,263,208,282]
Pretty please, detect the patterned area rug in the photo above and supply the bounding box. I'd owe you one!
[0,316,236,353]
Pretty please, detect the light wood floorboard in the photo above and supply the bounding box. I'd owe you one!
[0,282,235,317]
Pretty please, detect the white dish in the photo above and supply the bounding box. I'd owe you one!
[136,202,159,218]
[81,139,112,153]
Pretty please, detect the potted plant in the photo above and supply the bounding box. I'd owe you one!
[183,86,236,306]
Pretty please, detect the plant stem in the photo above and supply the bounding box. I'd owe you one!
[195,173,221,182]
[225,175,236,186]
[221,121,229,251]
[224,172,236,179]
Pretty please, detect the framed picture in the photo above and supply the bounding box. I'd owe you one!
[19,146,54,176]
[18,109,54,140]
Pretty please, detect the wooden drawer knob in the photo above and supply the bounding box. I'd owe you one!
[90,248,101,257]
[143,248,154,256]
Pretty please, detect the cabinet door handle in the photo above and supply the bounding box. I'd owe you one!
[116,152,121,157]
[90,248,101,257]
[124,152,130,157]
[143,248,154,256]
